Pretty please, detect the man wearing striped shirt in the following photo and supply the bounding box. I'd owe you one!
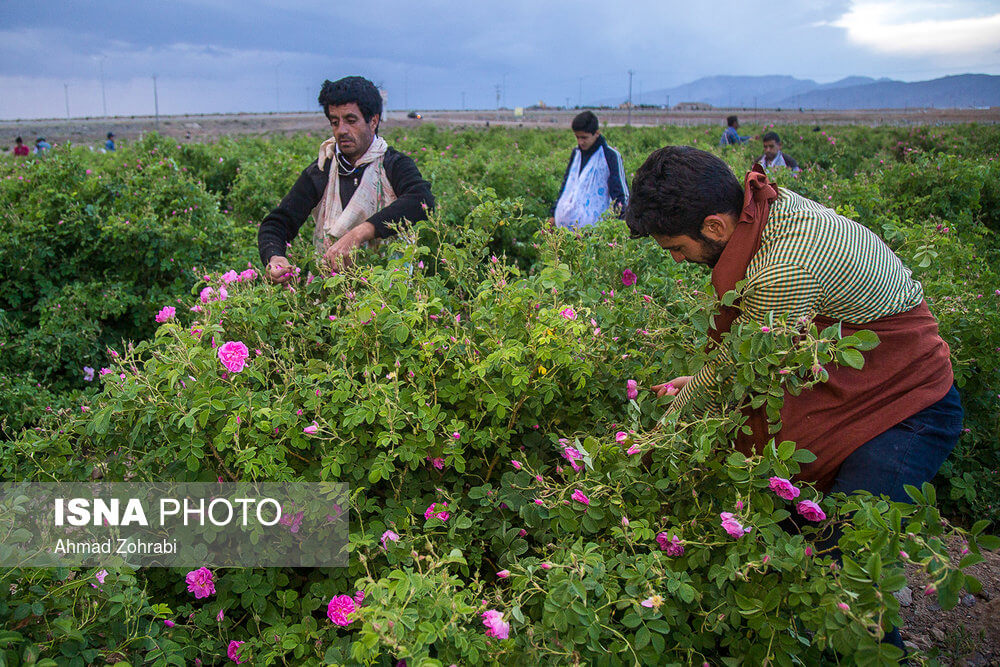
[626,146,962,502]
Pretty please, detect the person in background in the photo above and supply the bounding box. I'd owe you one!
[258,76,434,282]
[719,115,751,146]
[33,137,52,154]
[13,136,29,156]
[549,110,628,229]
[105,132,116,152]
[756,131,799,172]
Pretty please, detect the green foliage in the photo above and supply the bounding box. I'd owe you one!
[1,122,999,665]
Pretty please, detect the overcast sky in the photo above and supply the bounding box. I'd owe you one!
[2,0,999,119]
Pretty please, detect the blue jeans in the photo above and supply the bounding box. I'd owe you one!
[827,384,963,652]
[830,384,963,501]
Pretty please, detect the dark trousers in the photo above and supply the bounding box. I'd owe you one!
[826,384,964,650]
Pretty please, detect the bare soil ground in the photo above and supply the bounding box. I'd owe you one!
[900,538,1000,665]
[2,107,998,148]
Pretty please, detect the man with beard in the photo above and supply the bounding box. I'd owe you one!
[258,76,434,281]
[626,146,961,503]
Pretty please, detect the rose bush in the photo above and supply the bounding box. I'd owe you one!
[1,195,995,666]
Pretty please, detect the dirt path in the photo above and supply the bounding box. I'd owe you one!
[2,107,998,148]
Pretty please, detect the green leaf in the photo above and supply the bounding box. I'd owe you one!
[838,348,865,370]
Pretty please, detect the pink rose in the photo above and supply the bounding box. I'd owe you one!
[560,307,577,320]
[216,608,225,622]
[221,270,239,284]
[511,459,522,470]
[626,444,641,456]
[481,609,510,639]
[155,306,176,323]
[768,476,801,501]
[95,569,108,584]
[496,570,510,579]
[424,502,450,522]
[615,431,628,443]
[621,269,637,287]
[227,640,247,663]
[796,499,826,522]
[720,512,749,539]
[571,490,590,506]
[626,379,638,400]
[185,567,215,599]
[217,341,249,373]
[327,594,356,626]
[656,532,684,556]
[303,422,319,435]
[381,530,400,549]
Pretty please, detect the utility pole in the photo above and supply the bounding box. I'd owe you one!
[565,97,570,109]
[64,83,70,119]
[666,94,670,110]
[153,75,160,130]
[99,56,108,117]
[627,69,634,127]
[502,73,507,109]
[274,63,280,112]
[495,84,501,110]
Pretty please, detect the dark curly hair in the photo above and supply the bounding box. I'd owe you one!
[625,146,743,239]
[318,76,382,124]
[571,111,599,134]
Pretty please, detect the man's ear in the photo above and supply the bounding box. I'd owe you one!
[701,215,728,242]
[371,114,381,133]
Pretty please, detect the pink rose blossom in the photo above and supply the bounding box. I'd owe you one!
[540,562,551,570]
[626,379,638,400]
[656,532,684,556]
[622,269,637,287]
[379,530,400,551]
[303,422,319,435]
[95,569,108,584]
[239,268,256,282]
[534,499,544,505]
[768,476,801,500]
[562,446,583,471]
[216,608,225,622]
[327,594,356,626]
[428,457,445,470]
[720,512,749,539]
[424,502,450,522]
[482,609,510,639]
[354,590,366,604]
[560,307,577,320]
[217,341,249,373]
[164,619,176,628]
[805,546,813,557]
[227,640,247,663]
[155,306,176,323]
[662,383,678,396]
[199,287,214,304]
[837,602,850,611]
[221,270,239,284]
[615,431,628,443]
[571,490,590,506]
[511,459,522,470]
[496,570,510,579]
[185,567,215,599]
[796,500,826,522]
[452,431,461,440]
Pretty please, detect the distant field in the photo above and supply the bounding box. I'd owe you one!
[2,106,999,147]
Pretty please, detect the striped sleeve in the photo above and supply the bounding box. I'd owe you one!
[603,144,629,217]
[670,262,823,413]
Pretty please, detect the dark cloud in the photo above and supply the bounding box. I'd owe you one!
[1,0,997,118]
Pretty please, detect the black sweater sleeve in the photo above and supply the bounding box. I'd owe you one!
[367,149,435,239]
[549,151,575,217]
[603,145,628,219]
[257,160,328,265]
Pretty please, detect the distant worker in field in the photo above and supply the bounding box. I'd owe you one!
[33,137,51,154]
[258,76,434,282]
[549,110,628,229]
[105,132,116,152]
[756,131,799,172]
[627,147,961,508]
[719,115,751,146]
[13,136,29,156]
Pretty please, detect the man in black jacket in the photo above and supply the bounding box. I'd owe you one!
[548,111,628,229]
[258,76,434,282]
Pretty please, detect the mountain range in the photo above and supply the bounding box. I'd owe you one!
[598,74,1000,110]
